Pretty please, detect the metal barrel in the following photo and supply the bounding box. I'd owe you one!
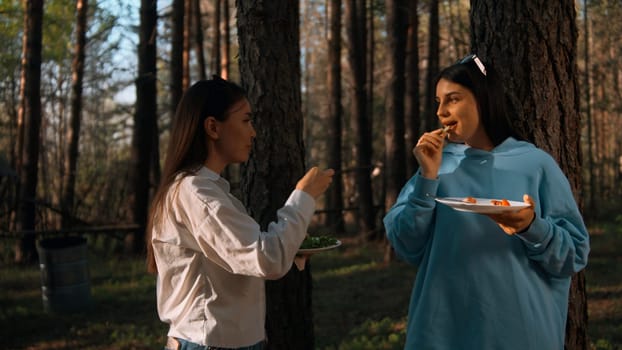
[37,236,92,313]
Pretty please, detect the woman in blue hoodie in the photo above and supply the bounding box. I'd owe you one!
[383,54,589,349]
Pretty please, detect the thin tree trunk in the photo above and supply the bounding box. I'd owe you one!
[170,0,184,114]
[423,0,439,132]
[183,0,191,88]
[220,0,230,79]
[471,1,588,348]
[345,0,375,238]
[236,1,313,348]
[383,0,408,262]
[325,0,344,233]
[583,0,595,220]
[212,0,221,76]
[61,0,88,229]
[127,0,158,254]
[405,0,420,176]
[15,0,44,263]
[193,0,207,80]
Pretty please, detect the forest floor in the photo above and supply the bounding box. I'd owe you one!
[0,222,620,350]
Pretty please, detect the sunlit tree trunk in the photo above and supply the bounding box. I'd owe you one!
[220,0,230,79]
[127,0,158,254]
[236,1,313,348]
[212,0,221,76]
[61,0,88,229]
[471,1,587,348]
[325,0,344,233]
[15,0,44,263]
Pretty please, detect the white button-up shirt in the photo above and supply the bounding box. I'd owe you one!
[152,166,315,348]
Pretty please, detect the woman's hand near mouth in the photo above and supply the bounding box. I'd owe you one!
[414,128,447,179]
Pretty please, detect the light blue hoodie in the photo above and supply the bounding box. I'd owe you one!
[383,137,589,350]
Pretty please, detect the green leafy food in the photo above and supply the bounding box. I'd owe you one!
[300,235,339,250]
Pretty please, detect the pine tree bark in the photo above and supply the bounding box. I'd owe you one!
[236,1,313,348]
[405,0,420,176]
[192,0,207,80]
[470,1,588,348]
[422,0,439,132]
[384,0,408,218]
[326,0,344,233]
[61,0,88,228]
[127,0,158,254]
[345,0,375,238]
[14,0,44,263]
[170,0,184,114]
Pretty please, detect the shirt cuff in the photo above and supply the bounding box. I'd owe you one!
[516,216,552,251]
[286,189,316,219]
[411,174,439,202]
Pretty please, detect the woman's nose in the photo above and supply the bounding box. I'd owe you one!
[436,103,448,118]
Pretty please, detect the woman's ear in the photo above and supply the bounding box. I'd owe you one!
[204,116,219,139]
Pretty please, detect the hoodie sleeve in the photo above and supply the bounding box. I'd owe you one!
[516,157,590,278]
[383,173,439,265]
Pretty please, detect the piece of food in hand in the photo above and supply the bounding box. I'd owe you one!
[490,199,511,206]
[462,196,477,204]
[300,235,338,250]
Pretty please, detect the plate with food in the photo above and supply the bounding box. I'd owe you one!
[298,235,341,254]
[435,197,530,214]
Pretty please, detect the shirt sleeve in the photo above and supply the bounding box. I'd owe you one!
[383,173,439,265]
[182,186,315,279]
[515,161,590,278]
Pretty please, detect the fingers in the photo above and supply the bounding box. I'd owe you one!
[486,194,536,235]
[296,167,334,199]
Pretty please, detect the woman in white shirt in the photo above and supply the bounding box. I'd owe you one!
[146,77,333,350]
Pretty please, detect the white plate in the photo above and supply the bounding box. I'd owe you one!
[297,240,342,254]
[435,197,530,214]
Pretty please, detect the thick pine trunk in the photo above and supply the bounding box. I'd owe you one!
[236,1,313,348]
[471,1,588,348]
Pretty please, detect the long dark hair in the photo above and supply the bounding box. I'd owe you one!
[436,54,524,146]
[146,77,246,274]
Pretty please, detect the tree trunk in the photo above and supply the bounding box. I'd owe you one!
[170,0,184,115]
[422,0,439,132]
[345,0,375,238]
[235,1,313,348]
[61,0,88,229]
[405,0,420,176]
[212,0,221,76]
[14,0,44,264]
[325,0,344,234]
[470,1,588,348]
[193,0,207,80]
[383,0,408,262]
[127,0,158,254]
[220,0,230,79]
[384,0,407,216]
